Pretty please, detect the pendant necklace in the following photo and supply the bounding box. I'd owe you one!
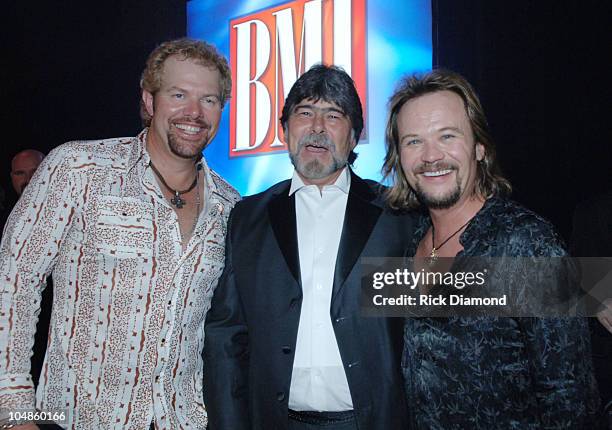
[150,161,198,208]
[181,171,201,244]
[429,217,474,265]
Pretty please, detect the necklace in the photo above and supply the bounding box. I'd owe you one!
[429,216,475,263]
[149,161,198,208]
[181,171,201,245]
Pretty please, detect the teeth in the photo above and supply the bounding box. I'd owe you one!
[175,124,202,134]
[422,169,452,177]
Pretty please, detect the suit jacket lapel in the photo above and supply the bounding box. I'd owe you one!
[268,185,302,286]
[332,172,382,299]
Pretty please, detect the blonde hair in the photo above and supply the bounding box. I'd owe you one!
[383,69,511,210]
[139,38,231,126]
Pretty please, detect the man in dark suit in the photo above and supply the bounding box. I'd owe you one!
[203,65,412,429]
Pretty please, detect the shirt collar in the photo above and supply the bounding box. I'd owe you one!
[411,196,502,255]
[289,166,351,196]
[133,127,220,199]
[124,129,149,174]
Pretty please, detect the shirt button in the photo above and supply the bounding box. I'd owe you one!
[316,284,323,290]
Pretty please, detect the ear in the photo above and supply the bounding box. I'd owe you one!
[280,125,288,143]
[349,129,359,151]
[475,142,485,161]
[142,90,155,117]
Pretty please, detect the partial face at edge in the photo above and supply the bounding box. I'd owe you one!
[11,152,44,195]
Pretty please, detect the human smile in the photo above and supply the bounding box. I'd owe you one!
[171,120,210,140]
[174,124,204,134]
[421,169,452,177]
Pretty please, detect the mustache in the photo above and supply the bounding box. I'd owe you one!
[298,133,333,150]
[414,162,457,174]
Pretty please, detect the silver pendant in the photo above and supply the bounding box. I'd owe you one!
[171,192,186,208]
[428,248,438,267]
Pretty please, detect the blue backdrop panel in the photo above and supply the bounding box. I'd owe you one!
[188,0,431,195]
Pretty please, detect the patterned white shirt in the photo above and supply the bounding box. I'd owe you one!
[0,129,239,429]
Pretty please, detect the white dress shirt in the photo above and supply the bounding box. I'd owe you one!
[288,167,354,411]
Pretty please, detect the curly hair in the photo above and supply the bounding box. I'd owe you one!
[139,38,231,127]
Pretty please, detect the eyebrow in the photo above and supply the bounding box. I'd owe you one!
[293,104,345,115]
[439,126,465,135]
[165,86,220,98]
[165,86,186,93]
[400,126,465,142]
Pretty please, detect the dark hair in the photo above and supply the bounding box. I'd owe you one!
[383,68,512,209]
[140,38,231,127]
[280,64,363,164]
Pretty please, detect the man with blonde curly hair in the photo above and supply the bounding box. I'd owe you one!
[0,38,238,429]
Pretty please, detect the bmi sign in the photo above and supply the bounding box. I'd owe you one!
[229,0,367,157]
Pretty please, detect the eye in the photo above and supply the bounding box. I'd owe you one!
[295,110,313,117]
[441,133,455,140]
[403,139,420,146]
[172,93,185,99]
[202,96,220,107]
[326,112,343,120]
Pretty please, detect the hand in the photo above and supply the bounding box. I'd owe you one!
[596,298,612,334]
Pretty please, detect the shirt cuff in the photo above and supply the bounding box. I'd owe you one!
[0,373,35,416]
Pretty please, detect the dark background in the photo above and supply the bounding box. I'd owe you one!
[3,0,610,241]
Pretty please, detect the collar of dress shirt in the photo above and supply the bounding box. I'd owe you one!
[131,128,223,200]
[288,166,351,196]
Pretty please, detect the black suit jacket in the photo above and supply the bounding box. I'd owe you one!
[204,171,413,429]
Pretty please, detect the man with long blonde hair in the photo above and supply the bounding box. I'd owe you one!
[384,69,600,429]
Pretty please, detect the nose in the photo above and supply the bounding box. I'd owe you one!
[421,141,444,163]
[183,97,204,119]
[311,112,326,134]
